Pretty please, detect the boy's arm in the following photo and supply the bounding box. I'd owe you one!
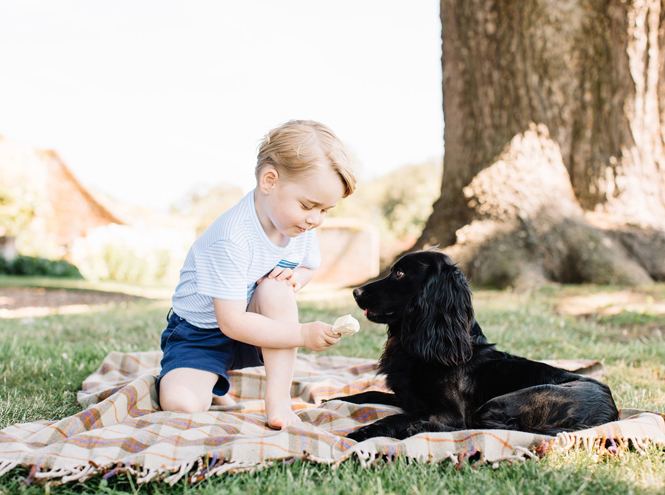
[213,298,337,351]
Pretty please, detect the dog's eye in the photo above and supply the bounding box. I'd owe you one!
[395,270,404,279]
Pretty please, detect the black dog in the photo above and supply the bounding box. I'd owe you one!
[334,249,619,441]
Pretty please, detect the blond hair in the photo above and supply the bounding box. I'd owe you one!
[256,120,356,197]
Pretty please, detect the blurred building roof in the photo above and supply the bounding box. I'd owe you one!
[0,135,122,247]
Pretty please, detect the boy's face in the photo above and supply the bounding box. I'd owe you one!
[262,164,345,239]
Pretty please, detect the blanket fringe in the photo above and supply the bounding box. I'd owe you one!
[163,458,198,486]
[630,437,648,455]
[4,429,664,486]
[136,466,164,484]
[554,432,663,457]
[198,460,258,480]
[60,464,96,483]
[353,447,379,468]
[513,446,537,460]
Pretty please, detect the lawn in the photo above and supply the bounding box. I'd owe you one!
[0,277,664,494]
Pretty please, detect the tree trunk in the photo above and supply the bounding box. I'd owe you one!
[413,0,665,287]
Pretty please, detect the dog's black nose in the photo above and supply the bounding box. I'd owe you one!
[352,287,363,299]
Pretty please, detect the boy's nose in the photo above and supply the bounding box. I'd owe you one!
[307,213,321,226]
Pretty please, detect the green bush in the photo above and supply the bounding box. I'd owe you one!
[0,254,82,278]
[329,158,443,267]
[0,185,37,238]
[69,224,189,284]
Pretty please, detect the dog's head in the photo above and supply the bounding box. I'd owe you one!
[353,249,474,366]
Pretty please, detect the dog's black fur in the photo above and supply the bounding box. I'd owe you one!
[334,249,619,442]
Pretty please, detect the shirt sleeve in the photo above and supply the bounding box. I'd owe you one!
[195,240,249,300]
[300,230,322,271]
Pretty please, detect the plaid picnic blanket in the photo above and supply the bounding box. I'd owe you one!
[0,351,663,485]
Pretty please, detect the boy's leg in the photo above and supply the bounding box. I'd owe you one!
[247,278,300,429]
[159,367,220,413]
[262,347,299,428]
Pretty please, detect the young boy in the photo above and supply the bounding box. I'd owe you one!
[158,120,357,429]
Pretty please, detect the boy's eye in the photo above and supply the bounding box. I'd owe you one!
[301,204,312,210]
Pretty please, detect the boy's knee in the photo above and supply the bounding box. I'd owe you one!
[252,278,296,308]
[159,385,211,414]
[247,279,298,322]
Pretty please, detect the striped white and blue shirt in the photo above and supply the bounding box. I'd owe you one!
[172,190,321,328]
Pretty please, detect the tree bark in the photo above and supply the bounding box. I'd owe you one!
[413,0,665,287]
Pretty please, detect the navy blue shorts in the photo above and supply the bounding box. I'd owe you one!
[157,309,264,397]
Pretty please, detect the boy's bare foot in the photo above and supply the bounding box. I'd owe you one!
[265,396,301,429]
[212,394,237,406]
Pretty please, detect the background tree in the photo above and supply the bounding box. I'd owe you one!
[0,185,36,261]
[331,158,442,268]
[171,182,244,235]
[412,0,665,287]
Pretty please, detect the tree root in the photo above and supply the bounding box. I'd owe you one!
[424,124,662,288]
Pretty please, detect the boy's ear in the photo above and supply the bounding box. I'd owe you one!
[259,167,279,194]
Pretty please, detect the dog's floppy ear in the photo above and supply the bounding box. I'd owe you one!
[400,260,474,366]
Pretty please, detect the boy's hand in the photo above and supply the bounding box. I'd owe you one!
[257,267,302,292]
[300,322,340,351]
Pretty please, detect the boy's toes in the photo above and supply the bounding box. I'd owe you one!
[267,417,283,429]
[267,410,301,430]
[281,412,302,429]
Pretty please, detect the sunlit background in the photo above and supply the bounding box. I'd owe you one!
[0,0,445,287]
[0,0,443,211]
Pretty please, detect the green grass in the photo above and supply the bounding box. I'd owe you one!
[1,278,664,494]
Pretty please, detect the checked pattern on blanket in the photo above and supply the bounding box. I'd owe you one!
[0,351,664,485]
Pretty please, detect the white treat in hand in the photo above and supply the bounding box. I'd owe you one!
[332,314,360,336]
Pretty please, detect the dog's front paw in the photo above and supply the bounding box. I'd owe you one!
[347,426,373,442]
[405,419,430,438]
[347,423,391,442]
